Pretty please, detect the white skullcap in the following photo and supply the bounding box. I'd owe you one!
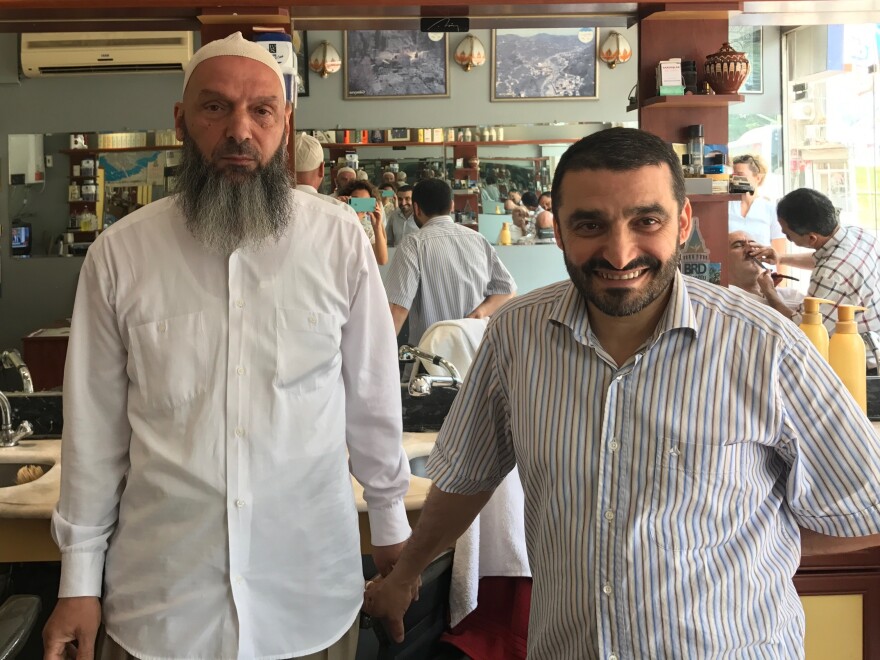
[337,167,356,177]
[295,132,324,172]
[356,169,369,181]
[182,31,285,97]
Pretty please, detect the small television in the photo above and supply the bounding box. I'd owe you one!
[11,222,31,257]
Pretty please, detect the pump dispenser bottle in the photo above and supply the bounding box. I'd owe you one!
[499,222,512,246]
[828,304,867,412]
[799,297,834,360]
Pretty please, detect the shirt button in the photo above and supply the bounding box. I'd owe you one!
[604,510,615,521]
[308,313,318,325]
[609,440,619,451]
[234,575,243,584]
[603,582,613,595]
[235,427,245,438]
[235,299,245,308]
[615,376,622,382]
[235,499,245,508]
[157,321,167,333]
[668,446,680,457]
[236,366,245,375]
[609,655,618,660]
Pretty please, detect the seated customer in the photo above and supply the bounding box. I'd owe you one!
[534,210,555,244]
[729,231,802,321]
[503,190,523,213]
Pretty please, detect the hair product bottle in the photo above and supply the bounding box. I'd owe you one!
[828,304,867,413]
[799,297,834,360]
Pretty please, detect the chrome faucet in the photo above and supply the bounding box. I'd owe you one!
[1,350,34,393]
[0,391,34,448]
[398,345,463,398]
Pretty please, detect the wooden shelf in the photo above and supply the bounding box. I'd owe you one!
[687,194,739,203]
[633,95,745,112]
[60,145,180,155]
[321,139,578,149]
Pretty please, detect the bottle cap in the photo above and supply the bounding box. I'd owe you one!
[835,304,866,333]
[688,124,704,138]
[801,297,834,325]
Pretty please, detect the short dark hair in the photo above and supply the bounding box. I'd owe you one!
[412,179,453,217]
[397,184,414,194]
[340,180,378,198]
[521,191,539,208]
[776,188,839,236]
[379,182,398,193]
[539,191,551,200]
[551,127,685,215]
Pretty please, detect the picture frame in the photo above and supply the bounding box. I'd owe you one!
[492,28,599,102]
[386,128,410,142]
[345,30,449,100]
[292,30,309,98]
[728,26,763,94]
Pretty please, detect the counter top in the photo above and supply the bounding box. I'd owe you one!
[0,439,60,519]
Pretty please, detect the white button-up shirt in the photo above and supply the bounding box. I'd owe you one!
[52,190,411,659]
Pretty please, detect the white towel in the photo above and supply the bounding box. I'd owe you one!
[448,469,531,627]
[417,318,488,378]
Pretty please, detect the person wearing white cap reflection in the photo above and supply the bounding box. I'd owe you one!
[294,131,357,215]
[332,166,357,197]
[43,31,411,660]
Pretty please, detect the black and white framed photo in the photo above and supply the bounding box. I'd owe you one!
[292,30,309,98]
[492,28,599,101]
[728,26,763,94]
[344,30,449,100]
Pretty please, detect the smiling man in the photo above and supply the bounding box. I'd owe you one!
[364,128,880,659]
[42,33,410,660]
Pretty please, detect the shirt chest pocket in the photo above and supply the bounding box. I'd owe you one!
[648,437,775,551]
[128,311,208,410]
[275,307,342,395]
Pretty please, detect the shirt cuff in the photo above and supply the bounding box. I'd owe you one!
[58,551,106,598]
[367,499,411,547]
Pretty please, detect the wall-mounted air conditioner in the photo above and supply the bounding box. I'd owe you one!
[20,31,193,78]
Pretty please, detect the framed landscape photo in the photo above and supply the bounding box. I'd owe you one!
[492,28,599,101]
[292,30,309,98]
[386,128,410,142]
[728,26,763,94]
[345,30,449,100]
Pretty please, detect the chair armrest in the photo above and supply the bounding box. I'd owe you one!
[0,595,41,660]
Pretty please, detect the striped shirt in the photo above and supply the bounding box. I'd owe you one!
[384,215,516,344]
[426,272,880,659]
[809,224,880,336]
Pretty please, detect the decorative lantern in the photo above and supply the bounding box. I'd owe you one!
[454,35,487,72]
[599,31,633,69]
[309,40,342,78]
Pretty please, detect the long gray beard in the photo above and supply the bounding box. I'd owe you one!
[174,129,292,255]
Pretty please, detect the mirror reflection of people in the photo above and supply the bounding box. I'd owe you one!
[385,184,417,247]
[41,33,412,660]
[538,191,552,212]
[534,209,555,243]
[378,181,398,216]
[729,154,788,271]
[503,189,523,213]
[294,132,360,218]
[728,231,802,319]
[752,187,880,367]
[364,127,880,656]
[339,179,388,265]
[332,166,357,196]
[384,178,516,345]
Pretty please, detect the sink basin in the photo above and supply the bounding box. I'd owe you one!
[0,463,53,488]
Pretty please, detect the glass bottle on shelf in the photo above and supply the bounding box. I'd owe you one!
[464,127,473,142]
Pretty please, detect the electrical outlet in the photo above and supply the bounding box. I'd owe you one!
[45,155,53,168]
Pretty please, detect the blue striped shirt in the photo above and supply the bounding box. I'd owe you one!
[427,272,880,659]
[384,215,516,344]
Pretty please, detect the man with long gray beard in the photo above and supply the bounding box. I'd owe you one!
[364,128,880,659]
[42,32,411,660]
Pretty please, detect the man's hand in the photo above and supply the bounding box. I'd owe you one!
[756,270,778,297]
[372,540,407,577]
[363,573,420,644]
[43,596,101,660]
[747,245,780,266]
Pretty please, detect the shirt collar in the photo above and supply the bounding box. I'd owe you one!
[422,215,454,227]
[813,225,845,260]
[548,270,699,346]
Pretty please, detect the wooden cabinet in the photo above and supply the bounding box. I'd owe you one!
[636,4,744,286]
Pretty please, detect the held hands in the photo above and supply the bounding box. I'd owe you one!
[42,596,101,660]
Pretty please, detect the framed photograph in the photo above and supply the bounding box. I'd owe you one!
[492,28,599,101]
[386,128,410,142]
[728,26,762,94]
[292,30,309,98]
[345,30,449,100]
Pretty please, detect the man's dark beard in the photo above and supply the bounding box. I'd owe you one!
[174,126,292,255]
[561,238,681,317]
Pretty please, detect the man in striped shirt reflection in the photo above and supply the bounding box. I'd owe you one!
[364,128,880,659]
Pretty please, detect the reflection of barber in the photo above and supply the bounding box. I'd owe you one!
[385,179,516,344]
[338,180,388,265]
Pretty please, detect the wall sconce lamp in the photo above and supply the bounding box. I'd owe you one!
[309,40,342,78]
[599,31,633,69]
[454,35,486,72]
